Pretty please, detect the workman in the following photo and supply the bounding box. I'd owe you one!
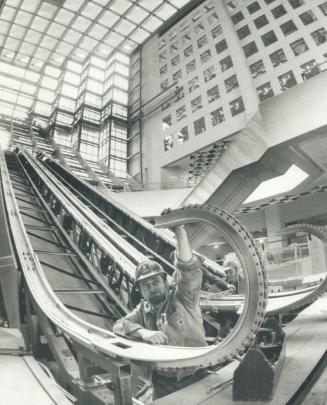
[113,224,207,400]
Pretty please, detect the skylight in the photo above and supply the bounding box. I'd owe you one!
[244,164,309,204]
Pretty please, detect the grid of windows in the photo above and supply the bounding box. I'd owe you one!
[157,0,327,153]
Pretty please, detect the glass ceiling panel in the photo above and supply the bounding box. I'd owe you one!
[5,38,21,51]
[139,0,163,12]
[0,22,10,35]
[155,3,177,19]
[110,0,132,14]
[15,11,33,25]
[20,0,40,14]
[55,9,75,25]
[47,22,66,37]
[126,6,149,24]
[65,30,83,45]
[88,24,108,40]
[142,15,162,32]
[98,10,120,26]
[10,25,26,40]
[32,16,50,32]
[72,16,92,32]
[171,0,190,7]
[79,36,98,51]
[1,6,16,21]
[81,2,102,19]
[64,0,83,12]
[104,32,125,47]
[6,0,21,7]
[115,19,137,36]
[129,28,149,44]
[40,35,58,50]
[24,30,42,45]
[38,3,58,19]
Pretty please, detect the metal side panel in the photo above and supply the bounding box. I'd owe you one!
[1,355,75,405]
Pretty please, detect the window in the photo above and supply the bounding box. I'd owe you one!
[176,86,184,100]
[225,74,239,92]
[170,41,178,55]
[186,59,196,73]
[230,97,245,116]
[265,0,276,3]
[195,23,205,35]
[192,10,202,22]
[162,115,172,130]
[262,30,278,46]
[173,70,182,82]
[290,38,308,55]
[220,55,233,72]
[159,38,166,49]
[210,107,225,126]
[320,2,327,16]
[247,2,260,14]
[311,28,327,45]
[254,15,269,29]
[194,117,206,135]
[176,105,186,121]
[288,0,305,9]
[212,25,223,38]
[171,55,180,67]
[161,79,169,91]
[197,35,208,49]
[207,85,220,103]
[162,100,171,110]
[177,126,189,144]
[256,82,274,101]
[243,41,258,57]
[159,51,167,65]
[271,5,287,18]
[184,45,193,57]
[231,12,244,25]
[208,13,219,25]
[164,134,173,151]
[215,39,228,54]
[200,49,212,64]
[160,64,167,76]
[250,60,266,78]
[280,20,298,36]
[279,71,297,90]
[191,96,203,112]
[180,21,189,31]
[237,26,251,40]
[203,66,216,82]
[188,76,200,93]
[301,60,320,80]
[270,49,287,66]
[301,10,318,26]
[182,32,192,45]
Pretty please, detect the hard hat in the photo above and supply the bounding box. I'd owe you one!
[135,260,166,283]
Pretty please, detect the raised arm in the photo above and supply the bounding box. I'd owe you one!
[171,225,202,307]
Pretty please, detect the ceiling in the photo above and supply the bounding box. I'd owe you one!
[0,0,192,122]
[0,0,192,68]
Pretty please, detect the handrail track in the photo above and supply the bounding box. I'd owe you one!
[37,152,327,315]
[1,147,269,370]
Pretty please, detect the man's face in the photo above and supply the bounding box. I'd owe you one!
[139,275,167,306]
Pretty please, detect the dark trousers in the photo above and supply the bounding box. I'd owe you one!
[152,369,207,399]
